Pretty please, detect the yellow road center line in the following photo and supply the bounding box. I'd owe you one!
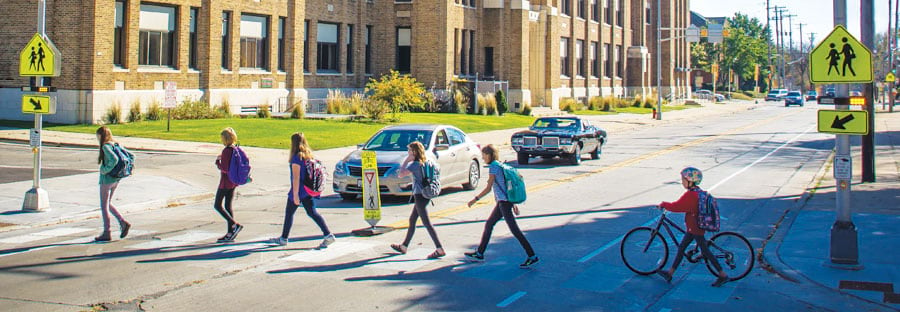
[388,110,804,228]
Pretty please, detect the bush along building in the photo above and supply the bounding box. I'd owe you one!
[0,0,690,124]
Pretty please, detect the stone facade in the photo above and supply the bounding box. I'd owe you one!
[0,0,690,124]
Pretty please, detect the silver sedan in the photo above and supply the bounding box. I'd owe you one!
[332,124,482,200]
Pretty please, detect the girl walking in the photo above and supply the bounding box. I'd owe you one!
[390,141,445,259]
[465,144,539,268]
[213,127,243,243]
[270,133,336,248]
[95,126,131,242]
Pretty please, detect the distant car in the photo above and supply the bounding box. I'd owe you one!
[817,87,836,103]
[784,91,804,107]
[850,90,862,96]
[511,117,607,166]
[805,91,817,100]
[332,124,482,200]
[714,93,726,102]
[693,89,714,101]
[765,89,788,101]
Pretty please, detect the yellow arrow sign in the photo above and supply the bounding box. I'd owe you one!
[19,33,61,77]
[22,95,53,114]
[817,110,868,135]
[809,25,873,83]
[886,73,896,83]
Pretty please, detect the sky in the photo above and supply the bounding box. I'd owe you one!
[690,0,893,49]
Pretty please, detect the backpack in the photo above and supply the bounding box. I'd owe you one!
[107,143,134,179]
[303,159,327,197]
[420,160,441,199]
[227,146,252,185]
[696,190,720,232]
[494,161,527,204]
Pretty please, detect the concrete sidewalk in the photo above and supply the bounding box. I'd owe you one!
[0,100,755,232]
[762,109,900,310]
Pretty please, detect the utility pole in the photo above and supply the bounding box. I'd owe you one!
[799,23,806,93]
[779,9,788,89]
[891,0,897,111]
[656,0,662,120]
[766,0,771,91]
[861,0,875,183]
[773,7,785,88]
[785,13,796,89]
[830,0,858,266]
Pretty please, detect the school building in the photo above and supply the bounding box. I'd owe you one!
[0,0,691,124]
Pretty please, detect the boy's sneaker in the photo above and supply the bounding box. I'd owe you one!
[519,256,540,269]
[269,237,288,246]
[464,251,485,262]
[229,224,244,241]
[318,233,336,249]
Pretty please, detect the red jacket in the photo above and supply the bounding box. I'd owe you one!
[216,146,238,189]
[660,190,704,235]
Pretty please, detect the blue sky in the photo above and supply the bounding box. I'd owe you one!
[690,0,893,48]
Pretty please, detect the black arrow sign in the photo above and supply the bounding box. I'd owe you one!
[831,114,855,129]
[29,98,42,110]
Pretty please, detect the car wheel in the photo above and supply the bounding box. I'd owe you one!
[570,144,582,165]
[462,160,480,190]
[590,143,601,160]
[339,193,356,201]
[517,152,529,165]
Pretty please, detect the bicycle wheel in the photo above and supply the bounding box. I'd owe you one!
[620,227,669,275]
[704,231,754,281]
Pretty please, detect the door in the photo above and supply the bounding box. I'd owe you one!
[431,129,457,184]
[445,128,469,184]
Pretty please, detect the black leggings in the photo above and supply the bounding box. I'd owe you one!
[672,233,723,272]
[477,201,535,257]
[402,194,443,249]
[281,197,331,239]
[213,188,237,232]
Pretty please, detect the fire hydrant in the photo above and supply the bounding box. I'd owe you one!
[652,108,657,119]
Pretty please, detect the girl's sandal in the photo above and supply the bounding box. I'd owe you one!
[390,244,407,254]
[427,249,446,259]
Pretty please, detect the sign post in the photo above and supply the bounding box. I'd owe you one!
[352,151,393,236]
[164,81,176,131]
[21,0,60,212]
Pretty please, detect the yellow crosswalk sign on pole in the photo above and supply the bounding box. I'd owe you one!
[809,25,873,83]
[19,33,61,77]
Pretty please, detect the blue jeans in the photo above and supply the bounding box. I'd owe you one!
[281,197,331,239]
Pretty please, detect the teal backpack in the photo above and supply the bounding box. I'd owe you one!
[493,161,526,204]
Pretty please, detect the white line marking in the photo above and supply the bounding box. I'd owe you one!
[0,227,93,244]
[369,248,453,272]
[281,240,375,263]
[126,231,220,250]
[496,291,527,308]
[577,125,815,263]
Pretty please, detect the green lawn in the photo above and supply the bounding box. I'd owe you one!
[574,105,694,115]
[572,110,618,115]
[4,113,534,150]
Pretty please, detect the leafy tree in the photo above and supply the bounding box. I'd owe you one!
[692,13,771,91]
[365,70,427,119]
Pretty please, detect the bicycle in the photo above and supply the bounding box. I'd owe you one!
[620,207,754,282]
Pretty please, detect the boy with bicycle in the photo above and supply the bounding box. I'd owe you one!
[657,167,729,287]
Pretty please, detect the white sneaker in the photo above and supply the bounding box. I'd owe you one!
[318,233,336,249]
[269,237,287,246]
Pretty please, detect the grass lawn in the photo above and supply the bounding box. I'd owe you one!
[572,110,618,115]
[3,113,534,150]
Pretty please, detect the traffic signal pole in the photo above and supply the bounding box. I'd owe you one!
[22,0,49,212]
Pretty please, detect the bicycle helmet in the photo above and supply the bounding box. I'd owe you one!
[680,167,703,185]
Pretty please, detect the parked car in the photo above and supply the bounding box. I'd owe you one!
[805,90,818,101]
[511,117,607,166]
[784,91,805,106]
[332,124,482,200]
[850,90,862,96]
[715,93,726,102]
[817,87,836,103]
[765,89,788,101]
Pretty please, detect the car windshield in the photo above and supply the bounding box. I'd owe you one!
[532,118,579,129]
[807,91,816,94]
[787,92,801,96]
[363,130,432,151]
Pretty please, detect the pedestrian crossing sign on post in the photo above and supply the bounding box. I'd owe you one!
[21,94,55,114]
[886,73,896,83]
[19,33,61,77]
[809,25,873,84]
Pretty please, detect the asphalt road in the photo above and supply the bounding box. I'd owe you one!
[0,102,875,311]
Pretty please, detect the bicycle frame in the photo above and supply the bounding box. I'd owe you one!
[648,210,705,263]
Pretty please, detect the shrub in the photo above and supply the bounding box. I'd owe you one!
[104,103,121,124]
[495,90,508,115]
[127,100,142,123]
[607,96,629,109]
[290,101,305,119]
[256,104,271,118]
[365,70,427,118]
[559,98,582,112]
[326,90,351,115]
[146,101,162,121]
[728,92,752,101]
[360,98,390,121]
[217,98,232,117]
[521,104,532,116]
[477,94,498,115]
[454,89,468,114]
[588,96,603,110]
[171,98,224,120]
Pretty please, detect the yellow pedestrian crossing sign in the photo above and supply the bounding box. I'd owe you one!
[22,95,55,114]
[19,33,61,77]
[809,25,872,83]
[817,110,868,135]
[886,73,896,83]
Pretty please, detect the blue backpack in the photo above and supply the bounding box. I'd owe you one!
[228,146,252,185]
[493,161,526,204]
[696,190,720,232]
[107,143,134,179]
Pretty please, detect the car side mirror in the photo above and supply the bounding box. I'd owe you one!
[435,144,449,151]
[357,143,365,149]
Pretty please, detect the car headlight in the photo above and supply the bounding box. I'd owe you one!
[560,138,572,144]
[512,137,524,144]
[334,161,347,175]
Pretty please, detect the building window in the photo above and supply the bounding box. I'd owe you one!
[240,14,269,70]
[138,4,176,67]
[278,17,286,72]
[604,0,612,24]
[616,45,623,77]
[454,29,459,75]
[460,30,467,75]
[560,37,570,77]
[468,30,475,75]
[396,27,411,74]
[590,41,599,78]
[616,0,624,26]
[365,25,372,74]
[561,0,571,16]
[484,47,494,77]
[189,7,198,70]
[317,22,340,72]
[578,0,586,19]
[646,1,652,24]
[303,20,309,73]
[591,0,600,22]
[114,0,126,67]
[222,11,231,70]
[346,24,354,73]
[576,39,584,77]
[603,43,611,77]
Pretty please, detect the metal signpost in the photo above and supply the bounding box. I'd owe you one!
[21,0,60,212]
[164,81,177,131]
[352,151,393,236]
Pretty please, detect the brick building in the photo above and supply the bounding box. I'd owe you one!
[0,0,690,124]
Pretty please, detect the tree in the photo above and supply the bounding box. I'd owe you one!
[365,70,427,119]
[721,13,769,91]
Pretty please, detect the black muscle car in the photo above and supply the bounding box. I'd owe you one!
[511,116,607,165]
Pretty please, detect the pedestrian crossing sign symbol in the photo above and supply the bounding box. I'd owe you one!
[809,25,872,84]
[886,73,896,83]
[22,94,55,114]
[19,33,61,77]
